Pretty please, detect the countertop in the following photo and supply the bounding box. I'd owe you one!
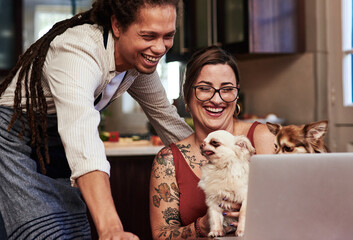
[104,140,164,156]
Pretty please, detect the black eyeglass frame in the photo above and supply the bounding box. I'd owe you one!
[192,85,240,103]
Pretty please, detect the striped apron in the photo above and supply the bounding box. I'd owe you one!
[0,106,91,239]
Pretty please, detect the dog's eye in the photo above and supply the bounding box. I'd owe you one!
[274,143,278,150]
[283,146,293,152]
[210,140,220,148]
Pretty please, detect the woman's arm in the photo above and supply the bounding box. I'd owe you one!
[253,124,276,154]
[149,147,203,239]
[77,171,138,240]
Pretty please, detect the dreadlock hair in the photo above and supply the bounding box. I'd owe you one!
[91,0,180,32]
[0,0,180,174]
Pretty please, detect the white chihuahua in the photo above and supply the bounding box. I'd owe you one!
[199,130,255,237]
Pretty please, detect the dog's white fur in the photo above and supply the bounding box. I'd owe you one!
[198,130,255,237]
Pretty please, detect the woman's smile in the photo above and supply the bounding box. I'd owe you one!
[204,105,225,116]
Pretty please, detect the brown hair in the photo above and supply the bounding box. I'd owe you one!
[0,0,180,174]
[183,45,240,107]
[91,0,180,32]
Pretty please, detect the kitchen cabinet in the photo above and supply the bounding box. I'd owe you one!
[0,0,22,75]
[167,0,305,62]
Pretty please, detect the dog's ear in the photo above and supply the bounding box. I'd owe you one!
[235,136,256,155]
[266,122,281,136]
[304,120,328,141]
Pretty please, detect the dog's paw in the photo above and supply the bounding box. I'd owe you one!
[235,228,245,237]
[208,230,224,238]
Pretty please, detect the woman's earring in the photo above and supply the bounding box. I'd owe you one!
[234,103,241,118]
[185,104,190,112]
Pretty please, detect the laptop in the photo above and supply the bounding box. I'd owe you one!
[215,152,353,240]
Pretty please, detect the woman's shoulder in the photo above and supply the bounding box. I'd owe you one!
[252,121,272,134]
[252,122,275,154]
[239,120,274,141]
[233,120,270,135]
[155,144,174,159]
[233,120,275,153]
[233,120,255,135]
[155,135,195,163]
[152,145,175,170]
[154,137,191,158]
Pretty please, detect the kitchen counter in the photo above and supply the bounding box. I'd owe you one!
[104,140,163,156]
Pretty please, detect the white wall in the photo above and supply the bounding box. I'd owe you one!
[234,0,328,127]
[237,53,316,125]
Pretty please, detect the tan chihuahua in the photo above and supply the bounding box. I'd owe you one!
[266,120,329,154]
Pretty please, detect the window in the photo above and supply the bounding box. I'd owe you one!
[157,56,181,103]
[23,0,91,50]
[34,5,73,40]
[122,56,181,114]
[342,0,353,105]
[0,1,16,70]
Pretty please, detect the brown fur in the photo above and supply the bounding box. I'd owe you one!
[266,120,329,154]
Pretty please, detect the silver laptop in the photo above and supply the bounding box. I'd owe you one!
[215,152,353,240]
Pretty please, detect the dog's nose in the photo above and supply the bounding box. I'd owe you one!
[200,142,205,149]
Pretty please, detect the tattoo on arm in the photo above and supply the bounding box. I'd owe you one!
[178,144,208,169]
[151,147,194,239]
[152,147,175,180]
[152,148,180,208]
[156,207,193,239]
[151,144,207,240]
[152,182,179,208]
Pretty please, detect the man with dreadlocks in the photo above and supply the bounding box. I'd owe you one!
[0,0,193,239]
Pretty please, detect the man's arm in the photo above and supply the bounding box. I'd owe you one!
[77,170,138,239]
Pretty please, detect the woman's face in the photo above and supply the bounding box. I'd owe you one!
[111,5,176,73]
[189,64,238,133]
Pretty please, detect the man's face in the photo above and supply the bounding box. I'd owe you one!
[112,5,176,74]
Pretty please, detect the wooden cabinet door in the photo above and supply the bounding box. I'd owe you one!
[216,0,249,53]
[89,156,155,240]
[248,0,305,53]
[166,0,305,62]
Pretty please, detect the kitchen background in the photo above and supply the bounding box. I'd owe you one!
[1,1,353,239]
[0,0,352,152]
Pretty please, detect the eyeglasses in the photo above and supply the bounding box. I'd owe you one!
[192,85,239,103]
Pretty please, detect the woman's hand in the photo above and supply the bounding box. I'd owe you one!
[220,200,242,233]
[199,202,241,236]
[222,202,241,217]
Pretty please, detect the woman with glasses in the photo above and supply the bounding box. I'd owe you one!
[149,46,275,239]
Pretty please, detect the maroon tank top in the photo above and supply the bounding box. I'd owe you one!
[171,121,261,226]
[247,121,260,148]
